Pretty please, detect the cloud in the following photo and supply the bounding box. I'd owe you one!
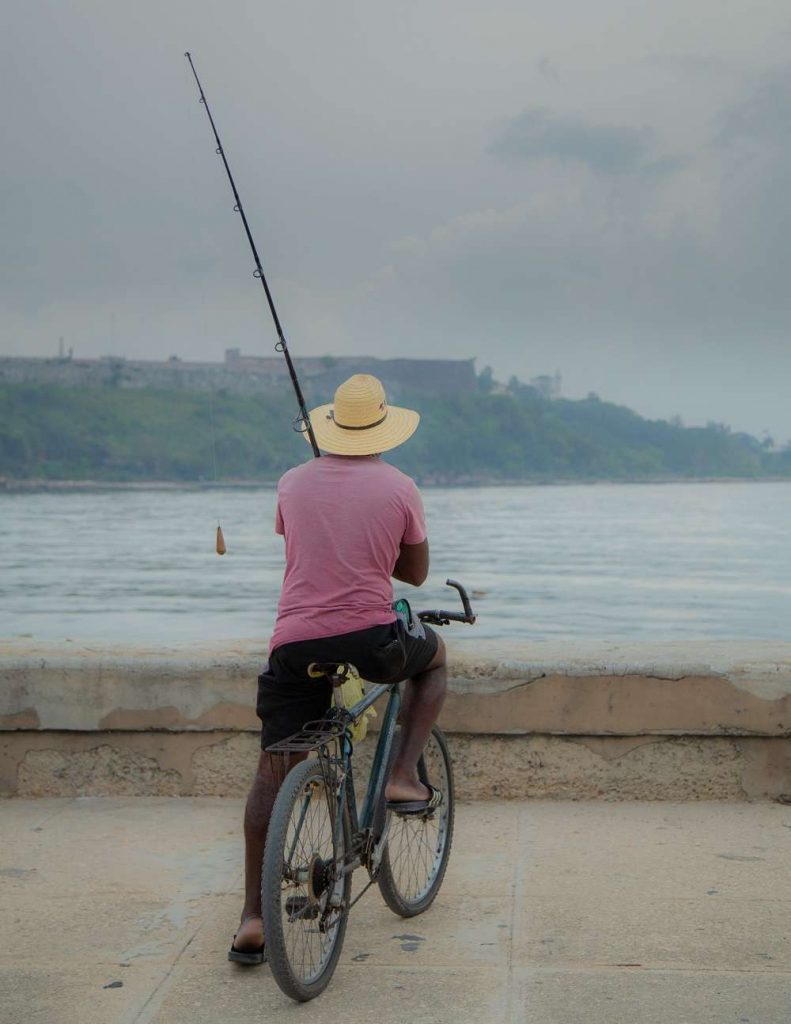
[488,108,652,174]
[369,68,791,352]
[352,70,791,436]
[643,52,746,80]
[537,55,560,82]
[715,65,791,148]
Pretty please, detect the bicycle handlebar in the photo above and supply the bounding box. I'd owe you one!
[416,578,477,626]
[418,611,474,626]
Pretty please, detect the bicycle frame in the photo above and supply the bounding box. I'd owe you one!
[324,681,401,881]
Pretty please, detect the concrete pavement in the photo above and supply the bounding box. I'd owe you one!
[1,798,790,1023]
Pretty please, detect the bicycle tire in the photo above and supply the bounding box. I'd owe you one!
[377,725,455,917]
[262,758,352,1002]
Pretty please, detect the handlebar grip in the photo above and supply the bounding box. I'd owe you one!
[445,578,474,619]
[418,610,475,625]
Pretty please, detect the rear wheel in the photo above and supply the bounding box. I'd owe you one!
[378,726,455,917]
[262,758,351,1002]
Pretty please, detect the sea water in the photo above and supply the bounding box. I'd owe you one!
[1,481,789,643]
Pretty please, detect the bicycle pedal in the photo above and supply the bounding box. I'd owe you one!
[285,895,319,921]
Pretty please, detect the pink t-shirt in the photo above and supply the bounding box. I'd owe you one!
[268,455,427,652]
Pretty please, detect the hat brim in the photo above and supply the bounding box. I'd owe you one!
[305,403,420,455]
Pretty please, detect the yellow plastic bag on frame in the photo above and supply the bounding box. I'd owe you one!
[332,665,377,743]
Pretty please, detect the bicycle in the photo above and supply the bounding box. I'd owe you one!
[260,579,477,1002]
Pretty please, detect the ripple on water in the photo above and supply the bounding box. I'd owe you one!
[1,481,790,643]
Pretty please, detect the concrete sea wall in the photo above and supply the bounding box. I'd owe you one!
[2,639,790,800]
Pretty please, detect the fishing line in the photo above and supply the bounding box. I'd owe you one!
[185,51,321,555]
[207,386,226,555]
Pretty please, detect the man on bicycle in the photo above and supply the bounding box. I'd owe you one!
[230,373,446,964]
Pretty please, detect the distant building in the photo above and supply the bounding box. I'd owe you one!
[0,349,478,400]
[529,371,562,400]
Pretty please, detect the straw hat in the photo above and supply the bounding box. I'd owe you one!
[306,374,420,455]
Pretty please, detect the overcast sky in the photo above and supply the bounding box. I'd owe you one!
[3,1,791,438]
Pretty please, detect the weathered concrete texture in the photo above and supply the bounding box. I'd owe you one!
[3,639,791,735]
[442,671,791,736]
[3,638,791,799]
[190,735,259,797]
[1,798,789,1023]
[17,744,184,798]
[0,641,264,733]
[1,732,259,798]
[450,734,752,801]
[4,730,791,801]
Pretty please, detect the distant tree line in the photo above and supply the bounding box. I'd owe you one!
[1,378,789,484]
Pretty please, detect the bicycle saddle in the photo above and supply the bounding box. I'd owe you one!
[307,662,353,685]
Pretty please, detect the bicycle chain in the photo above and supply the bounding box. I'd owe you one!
[346,876,376,912]
[318,873,375,936]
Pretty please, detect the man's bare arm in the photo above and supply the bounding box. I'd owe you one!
[392,539,429,586]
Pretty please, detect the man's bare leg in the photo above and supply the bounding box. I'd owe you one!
[384,636,447,804]
[234,750,306,953]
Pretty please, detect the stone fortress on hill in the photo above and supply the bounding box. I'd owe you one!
[0,348,478,401]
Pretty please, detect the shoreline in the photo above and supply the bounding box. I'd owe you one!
[1,474,791,494]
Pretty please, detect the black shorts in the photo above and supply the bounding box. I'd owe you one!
[256,620,439,750]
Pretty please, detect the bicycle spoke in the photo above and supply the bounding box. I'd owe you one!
[379,730,453,908]
[270,768,347,988]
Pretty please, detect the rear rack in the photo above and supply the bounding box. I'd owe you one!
[266,717,348,754]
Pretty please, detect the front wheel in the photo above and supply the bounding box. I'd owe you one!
[262,758,351,1002]
[377,725,455,917]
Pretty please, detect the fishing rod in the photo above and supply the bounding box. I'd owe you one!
[184,51,321,460]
